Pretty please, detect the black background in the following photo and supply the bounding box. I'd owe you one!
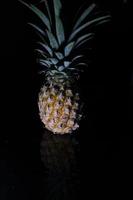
[0,0,132,199]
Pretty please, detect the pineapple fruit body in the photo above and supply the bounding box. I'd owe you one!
[20,0,110,135]
[38,83,81,134]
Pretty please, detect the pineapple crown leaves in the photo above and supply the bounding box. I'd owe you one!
[19,0,111,78]
[72,3,96,31]
[53,0,65,45]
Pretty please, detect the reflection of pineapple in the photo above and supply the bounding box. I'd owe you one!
[20,0,110,134]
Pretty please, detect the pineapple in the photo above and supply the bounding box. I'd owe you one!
[20,0,110,134]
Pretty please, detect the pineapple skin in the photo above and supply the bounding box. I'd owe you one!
[38,84,81,135]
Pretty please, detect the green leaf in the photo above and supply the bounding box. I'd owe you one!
[74,63,88,67]
[64,42,75,57]
[39,62,49,68]
[55,17,65,45]
[75,36,94,49]
[75,33,94,46]
[72,55,84,62]
[39,59,52,66]
[49,58,59,64]
[59,71,68,76]
[51,70,59,74]
[73,3,96,30]
[19,0,51,31]
[45,1,52,24]
[28,23,46,37]
[95,19,111,26]
[35,32,46,42]
[54,65,58,70]
[64,61,71,67]
[38,42,53,56]
[55,52,64,60]
[67,68,76,70]
[38,60,49,68]
[68,15,110,41]
[67,68,81,72]
[53,0,65,45]
[46,30,59,49]
[35,49,48,58]
[41,0,52,24]
[53,0,62,16]
[28,23,47,43]
[39,70,47,74]
[58,66,65,71]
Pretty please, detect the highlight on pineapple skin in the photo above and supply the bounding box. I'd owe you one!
[38,85,81,134]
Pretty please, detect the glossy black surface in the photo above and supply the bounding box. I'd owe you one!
[0,0,132,199]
